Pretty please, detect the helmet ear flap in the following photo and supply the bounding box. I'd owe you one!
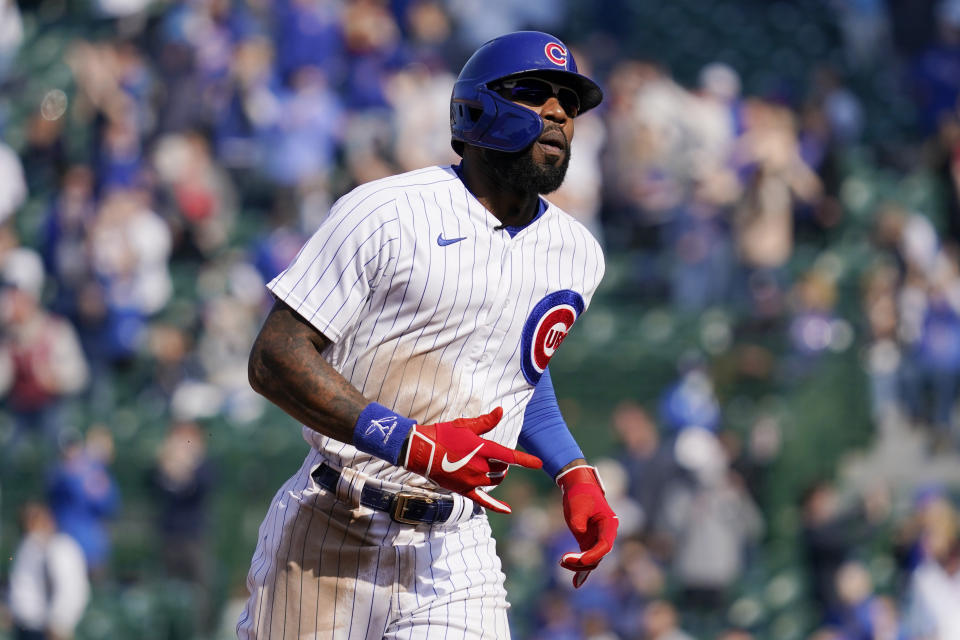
[452,88,544,153]
[451,90,499,142]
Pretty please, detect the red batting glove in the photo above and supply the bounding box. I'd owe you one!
[403,407,542,513]
[556,465,619,588]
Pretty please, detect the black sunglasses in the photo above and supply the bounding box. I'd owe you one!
[492,77,581,117]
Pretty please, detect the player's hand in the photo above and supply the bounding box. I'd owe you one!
[403,407,542,513]
[556,465,619,588]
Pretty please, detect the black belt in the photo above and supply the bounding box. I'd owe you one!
[311,463,482,525]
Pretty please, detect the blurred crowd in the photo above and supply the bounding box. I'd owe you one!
[3,0,960,638]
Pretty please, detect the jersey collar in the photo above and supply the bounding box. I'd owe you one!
[451,163,549,238]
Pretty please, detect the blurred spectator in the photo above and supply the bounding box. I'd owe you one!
[830,560,884,638]
[902,533,960,638]
[398,0,459,69]
[39,165,97,322]
[901,254,960,448]
[608,538,665,637]
[214,34,278,176]
[265,65,345,230]
[339,0,402,110]
[666,176,737,312]
[7,501,90,640]
[21,104,67,199]
[829,0,892,70]
[85,186,172,365]
[342,109,397,186]
[600,60,678,256]
[807,65,864,147]
[658,357,722,433]
[270,65,345,184]
[868,204,960,441]
[94,0,152,19]
[889,0,939,58]
[807,628,845,640]
[0,0,23,82]
[641,599,696,640]
[45,426,120,579]
[0,139,27,225]
[95,106,146,195]
[785,267,848,379]
[694,62,743,170]
[935,107,960,248]
[153,130,238,260]
[873,204,940,278]
[273,0,345,87]
[720,414,783,508]
[447,0,566,51]
[63,39,154,191]
[581,610,621,640]
[146,420,216,634]
[801,480,892,622]
[385,62,457,173]
[154,0,253,134]
[861,261,906,423]
[144,320,196,403]
[249,209,308,284]
[910,0,960,135]
[732,99,823,312]
[190,250,268,423]
[0,249,89,461]
[663,426,764,634]
[893,487,958,575]
[528,588,582,640]
[869,595,905,640]
[611,401,682,543]
[678,64,743,316]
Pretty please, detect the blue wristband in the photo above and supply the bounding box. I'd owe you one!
[352,402,416,464]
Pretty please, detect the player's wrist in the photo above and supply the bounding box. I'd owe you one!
[553,457,588,481]
[352,402,415,465]
[555,463,605,493]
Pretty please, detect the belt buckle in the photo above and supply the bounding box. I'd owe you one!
[391,491,435,525]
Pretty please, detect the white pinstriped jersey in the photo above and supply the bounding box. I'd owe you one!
[267,164,605,492]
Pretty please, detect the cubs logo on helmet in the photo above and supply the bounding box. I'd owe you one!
[520,290,585,385]
[544,42,568,67]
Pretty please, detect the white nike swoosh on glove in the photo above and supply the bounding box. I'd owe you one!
[441,443,484,473]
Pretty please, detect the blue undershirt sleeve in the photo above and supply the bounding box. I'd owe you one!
[518,367,584,478]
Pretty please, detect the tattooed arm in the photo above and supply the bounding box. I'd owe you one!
[248,299,369,443]
[249,299,537,511]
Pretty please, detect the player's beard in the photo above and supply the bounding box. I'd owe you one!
[482,133,571,195]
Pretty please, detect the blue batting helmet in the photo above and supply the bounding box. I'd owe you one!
[450,31,603,155]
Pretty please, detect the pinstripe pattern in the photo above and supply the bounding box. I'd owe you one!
[238,165,604,639]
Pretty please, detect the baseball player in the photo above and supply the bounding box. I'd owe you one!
[237,30,619,639]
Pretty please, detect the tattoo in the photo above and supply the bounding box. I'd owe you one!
[249,300,370,443]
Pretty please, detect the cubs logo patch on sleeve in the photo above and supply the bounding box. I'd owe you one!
[520,290,585,385]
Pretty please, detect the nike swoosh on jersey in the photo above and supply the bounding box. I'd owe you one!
[441,443,485,473]
[437,233,467,246]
